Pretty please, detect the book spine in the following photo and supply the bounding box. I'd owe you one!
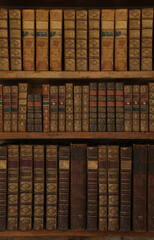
[82,85,89,132]
[58,146,70,230]
[46,145,57,230]
[18,83,28,132]
[87,146,98,231]
[124,85,133,131]
[7,145,19,230]
[74,85,81,131]
[9,9,22,70]
[59,86,65,132]
[22,9,35,70]
[0,84,2,132]
[107,82,115,132]
[148,145,154,231]
[3,86,11,132]
[64,10,75,71]
[27,94,34,132]
[149,83,154,131]
[116,82,124,131]
[90,82,97,132]
[140,85,148,132]
[89,9,100,71]
[98,83,106,132]
[11,86,18,132]
[50,86,58,132]
[66,83,73,132]
[34,94,42,132]
[133,85,140,132]
[42,84,50,132]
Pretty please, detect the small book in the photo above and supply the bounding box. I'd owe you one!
[148,145,154,231]
[3,86,11,132]
[34,94,42,132]
[42,84,50,132]
[59,86,65,132]
[11,86,18,132]
[82,85,89,132]
[50,86,58,132]
[149,83,154,131]
[124,85,133,132]
[74,85,82,131]
[116,82,124,131]
[90,82,97,132]
[27,94,34,132]
[0,85,2,132]
[133,85,140,132]
[18,83,28,132]
[66,83,73,131]
[140,85,148,132]
[98,83,106,132]
[107,83,115,132]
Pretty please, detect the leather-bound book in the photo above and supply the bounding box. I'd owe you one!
[115,9,128,70]
[89,9,100,71]
[140,85,148,132]
[59,86,65,132]
[0,146,7,231]
[22,9,35,70]
[7,145,19,230]
[124,85,133,132]
[90,82,97,132]
[50,10,62,71]
[0,85,2,132]
[149,83,154,131]
[64,10,75,71]
[50,86,58,132]
[66,83,73,132]
[98,145,107,231]
[98,83,106,132]
[107,82,115,132]
[82,85,89,132]
[71,144,87,229]
[74,85,82,132]
[3,86,11,132]
[116,82,124,132]
[101,10,114,70]
[18,83,28,132]
[42,84,50,132]
[108,145,119,231]
[46,145,58,230]
[120,147,132,232]
[34,145,44,230]
[87,146,98,231]
[0,9,9,70]
[76,10,87,71]
[27,94,34,132]
[36,10,49,70]
[11,86,18,132]
[19,145,33,231]
[141,8,153,70]
[148,145,154,231]
[133,85,140,132]
[129,9,141,70]
[58,146,70,230]
[34,94,42,132]
[9,9,22,70]
[133,144,147,231]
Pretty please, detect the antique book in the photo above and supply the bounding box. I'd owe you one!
[7,145,19,230]
[98,83,106,132]
[50,10,62,71]
[66,83,73,132]
[27,94,34,132]
[71,144,87,229]
[74,85,82,131]
[82,85,89,132]
[107,82,115,132]
[120,147,132,232]
[87,146,98,231]
[129,9,141,70]
[58,146,70,230]
[59,86,65,132]
[90,82,97,132]
[11,86,18,132]
[46,145,58,230]
[149,83,154,131]
[19,145,33,231]
[101,9,114,70]
[36,9,49,70]
[133,144,147,231]
[116,82,124,132]
[124,85,133,132]
[76,10,87,71]
[42,84,50,132]
[108,145,119,231]
[141,8,153,70]
[0,9,9,70]
[0,146,7,231]
[133,85,140,132]
[22,9,35,70]
[89,9,100,71]
[34,94,42,132]
[18,83,28,132]
[98,145,107,231]
[9,9,22,70]
[148,145,154,231]
[115,9,128,70]
[33,145,44,230]
[64,10,75,70]
[50,86,58,132]
[3,86,11,132]
[140,85,148,132]
[0,85,2,132]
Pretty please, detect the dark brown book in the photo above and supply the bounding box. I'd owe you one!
[34,94,42,132]
[148,145,154,231]
[90,83,97,132]
[74,86,82,132]
[140,85,148,132]
[124,85,133,132]
[11,86,18,132]
[107,83,115,132]
[116,82,124,131]
[0,85,2,132]
[82,85,89,132]
[133,85,140,132]
[42,84,50,132]
[3,86,11,132]
[50,86,58,132]
[59,86,65,132]
[149,83,154,131]
[98,83,106,132]
[27,94,34,132]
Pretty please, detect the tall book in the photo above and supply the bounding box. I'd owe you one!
[115,9,128,70]
[7,145,19,230]
[149,83,154,131]
[98,83,106,132]
[50,86,58,132]
[22,9,35,70]
[89,9,100,71]
[124,85,133,132]
[19,145,33,231]
[42,84,50,132]
[34,94,42,132]
[27,94,34,132]
[140,85,148,132]
[59,86,65,132]
[66,83,73,132]
[3,86,11,132]
[36,9,49,70]
[64,10,75,71]
[107,82,115,132]
[148,145,154,231]
[129,9,141,70]
[116,82,124,132]
[0,85,2,132]
[46,145,58,230]
[74,85,82,132]
[120,147,132,232]
[50,10,62,71]
[87,147,98,231]
[133,85,140,132]
[71,144,87,229]
[0,9,9,70]
[90,82,97,132]
[18,83,28,132]
[141,8,153,70]
[58,146,70,230]
[82,85,89,132]
[9,9,22,70]
[11,86,18,132]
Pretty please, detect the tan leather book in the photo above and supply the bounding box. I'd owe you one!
[18,83,28,132]
[82,85,89,132]
[66,83,73,131]
[59,86,65,132]
[133,85,140,132]
[124,85,133,131]
[74,85,82,131]
[42,84,50,132]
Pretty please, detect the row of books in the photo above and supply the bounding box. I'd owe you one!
[0,143,153,232]
[0,8,153,71]
[1,82,154,132]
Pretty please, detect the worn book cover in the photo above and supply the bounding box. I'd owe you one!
[90,82,97,132]
[107,83,115,132]
[74,85,82,131]
[27,94,34,132]
[42,84,50,132]
[50,86,58,132]
[98,83,106,132]
[82,85,89,132]
[18,83,28,132]
[124,85,133,131]
[11,86,18,132]
[59,86,65,132]
[133,85,140,132]
[149,83,154,131]
[148,145,154,231]
[0,85,2,132]
[66,83,73,131]
[140,85,148,132]
[116,82,124,131]
[3,86,11,132]
[34,94,42,132]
